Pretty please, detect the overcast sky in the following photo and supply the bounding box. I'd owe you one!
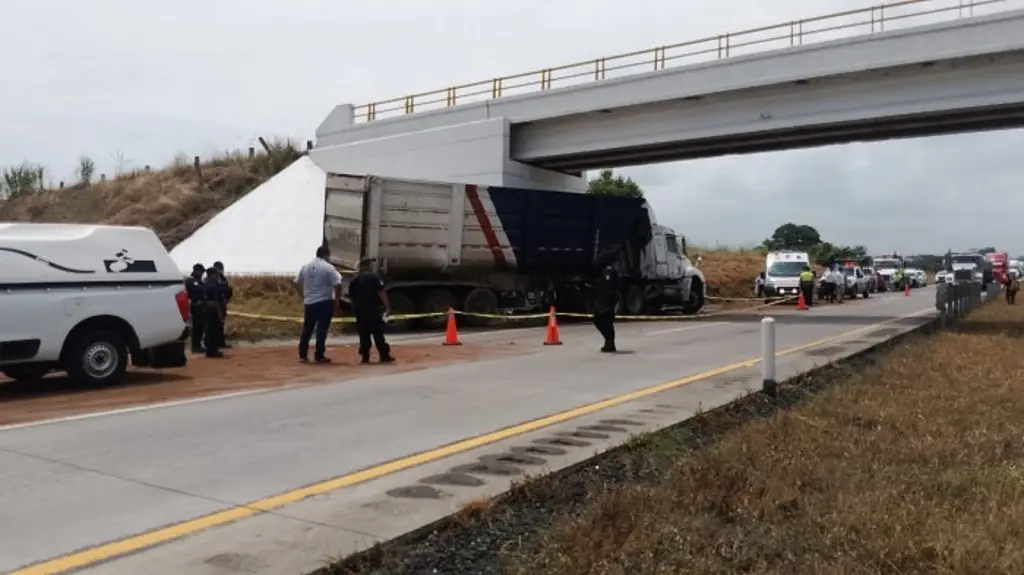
[3,0,1023,255]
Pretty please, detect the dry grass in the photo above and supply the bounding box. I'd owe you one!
[692,247,764,299]
[498,300,1024,574]
[0,141,303,248]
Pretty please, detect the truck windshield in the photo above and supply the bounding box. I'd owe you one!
[875,260,898,269]
[768,261,806,277]
[952,255,980,265]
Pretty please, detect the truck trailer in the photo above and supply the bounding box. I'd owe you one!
[322,173,707,329]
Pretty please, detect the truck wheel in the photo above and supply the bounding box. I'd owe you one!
[463,288,498,328]
[682,280,706,314]
[386,291,417,332]
[863,287,869,299]
[624,285,646,316]
[419,288,457,330]
[64,330,128,387]
[1,364,50,382]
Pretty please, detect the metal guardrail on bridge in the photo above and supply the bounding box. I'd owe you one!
[356,0,1010,122]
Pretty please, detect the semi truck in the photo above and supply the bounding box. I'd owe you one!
[321,173,707,330]
[985,251,1009,283]
[872,253,904,291]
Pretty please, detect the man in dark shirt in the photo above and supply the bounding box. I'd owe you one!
[347,257,395,364]
[203,266,227,358]
[212,261,233,349]
[185,263,206,354]
[591,260,621,353]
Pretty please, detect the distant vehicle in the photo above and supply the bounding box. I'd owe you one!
[763,251,812,301]
[872,254,904,291]
[0,223,189,386]
[862,266,880,292]
[985,251,1009,283]
[949,252,991,284]
[904,266,926,288]
[838,262,870,299]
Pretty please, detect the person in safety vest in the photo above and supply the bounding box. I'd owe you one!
[799,266,815,307]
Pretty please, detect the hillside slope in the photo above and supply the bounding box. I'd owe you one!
[0,144,302,248]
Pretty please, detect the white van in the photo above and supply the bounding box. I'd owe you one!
[764,251,812,298]
[0,223,189,386]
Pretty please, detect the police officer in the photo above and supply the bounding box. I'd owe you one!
[347,257,395,364]
[799,265,815,307]
[185,263,207,354]
[591,256,621,353]
[212,261,233,349]
[202,266,227,358]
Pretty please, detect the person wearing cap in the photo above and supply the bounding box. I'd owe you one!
[212,261,233,349]
[347,257,395,364]
[295,245,343,363]
[202,266,227,358]
[185,263,207,354]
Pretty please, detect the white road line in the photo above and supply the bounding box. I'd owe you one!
[0,388,277,433]
[645,322,726,336]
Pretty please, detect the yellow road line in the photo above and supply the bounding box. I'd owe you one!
[12,306,935,575]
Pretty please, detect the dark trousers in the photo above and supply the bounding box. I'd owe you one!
[299,300,334,360]
[800,282,814,306]
[593,311,616,350]
[204,307,224,356]
[1006,287,1017,305]
[356,314,391,360]
[190,305,206,351]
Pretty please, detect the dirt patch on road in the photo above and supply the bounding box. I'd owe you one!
[0,343,521,426]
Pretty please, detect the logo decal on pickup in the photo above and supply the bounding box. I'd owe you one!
[104,249,157,273]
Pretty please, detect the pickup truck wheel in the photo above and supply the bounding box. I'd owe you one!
[624,285,646,316]
[863,287,869,298]
[463,288,498,328]
[1,364,50,382]
[386,291,416,332]
[64,330,128,387]
[419,288,457,330]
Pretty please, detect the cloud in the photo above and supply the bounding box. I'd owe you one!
[2,0,1021,254]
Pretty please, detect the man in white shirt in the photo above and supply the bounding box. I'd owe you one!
[295,246,343,363]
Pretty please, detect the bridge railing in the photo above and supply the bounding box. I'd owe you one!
[356,0,1010,122]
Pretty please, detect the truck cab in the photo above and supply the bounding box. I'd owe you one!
[763,251,811,299]
[633,223,706,315]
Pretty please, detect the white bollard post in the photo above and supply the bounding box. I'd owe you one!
[761,317,777,397]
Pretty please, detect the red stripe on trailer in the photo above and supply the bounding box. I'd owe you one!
[465,184,508,269]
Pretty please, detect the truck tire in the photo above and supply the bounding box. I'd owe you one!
[1,363,50,383]
[682,279,705,315]
[862,286,869,298]
[419,288,457,330]
[64,330,128,387]
[387,291,417,332]
[462,288,498,328]
[624,285,646,316]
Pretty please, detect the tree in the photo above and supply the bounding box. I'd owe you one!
[587,169,643,198]
[1,163,42,200]
[77,156,96,186]
[760,223,822,251]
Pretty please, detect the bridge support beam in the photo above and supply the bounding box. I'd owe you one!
[311,111,584,191]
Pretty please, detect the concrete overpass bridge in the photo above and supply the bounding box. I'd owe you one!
[311,0,1024,191]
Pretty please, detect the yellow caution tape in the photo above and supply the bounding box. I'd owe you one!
[226,295,798,325]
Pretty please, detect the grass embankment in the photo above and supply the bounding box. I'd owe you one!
[0,142,302,248]
[326,298,1024,574]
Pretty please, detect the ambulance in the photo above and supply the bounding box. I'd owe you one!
[764,251,812,299]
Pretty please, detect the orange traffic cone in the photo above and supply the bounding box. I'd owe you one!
[543,306,562,345]
[797,291,808,311]
[904,283,911,296]
[442,307,461,346]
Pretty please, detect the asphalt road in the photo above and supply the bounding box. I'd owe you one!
[0,289,938,574]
